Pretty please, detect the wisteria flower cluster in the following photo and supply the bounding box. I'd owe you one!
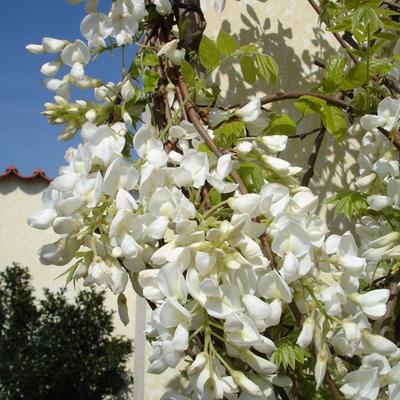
[27,0,400,399]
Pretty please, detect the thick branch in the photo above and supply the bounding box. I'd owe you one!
[325,372,343,400]
[177,75,249,194]
[260,92,348,109]
[381,276,400,339]
[177,72,307,326]
[301,127,326,187]
[383,0,400,10]
[378,127,400,152]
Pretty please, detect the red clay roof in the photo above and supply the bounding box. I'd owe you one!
[0,165,52,183]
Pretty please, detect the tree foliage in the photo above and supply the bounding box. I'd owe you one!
[0,264,132,400]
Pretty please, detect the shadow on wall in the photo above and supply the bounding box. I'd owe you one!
[212,4,360,225]
[0,176,49,196]
[162,4,362,392]
[165,375,187,397]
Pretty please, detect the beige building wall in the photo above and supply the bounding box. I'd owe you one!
[0,173,137,396]
[204,0,359,227]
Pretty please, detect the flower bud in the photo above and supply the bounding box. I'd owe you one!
[235,98,261,122]
[53,216,79,234]
[231,370,263,397]
[369,232,400,248]
[315,344,329,389]
[42,37,68,53]
[54,96,68,105]
[296,317,315,348]
[118,293,129,325]
[355,173,376,190]
[350,289,389,320]
[240,350,277,374]
[40,61,62,77]
[74,262,88,279]
[383,245,400,259]
[257,135,287,153]
[236,140,253,155]
[121,80,136,102]
[361,330,397,355]
[28,208,57,230]
[367,195,392,211]
[85,109,97,122]
[342,321,360,343]
[26,44,45,54]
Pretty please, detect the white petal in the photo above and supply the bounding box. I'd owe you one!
[216,154,233,178]
[367,195,392,211]
[28,208,57,230]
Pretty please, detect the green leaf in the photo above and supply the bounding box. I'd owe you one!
[197,143,212,155]
[340,58,393,90]
[320,105,348,141]
[143,70,160,93]
[270,343,307,371]
[210,189,222,206]
[326,191,368,220]
[143,53,159,67]
[240,43,258,53]
[255,54,279,84]
[329,19,352,33]
[352,6,383,37]
[240,55,257,84]
[295,95,326,116]
[214,121,246,148]
[265,113,297,135]
[381,17,400,31]
[55,261,81,284]
[199,36,221,70]
[321,56,346,93]
[216,30,238,56]
[180,59,196,87]
[237,162,264,193]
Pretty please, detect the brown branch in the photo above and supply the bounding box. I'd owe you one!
[313,59,326,69]
[289,127,321,139]
[325,372,343,400]
[301,127,326,186]
[177,75,249,194]
[381,279,400,337]
[259,92,348,109]
[342,32,360,50]
[177,72,305,326]
[383,0,400,10]
[378,127,400,152]
[275,386,291,400]
[175,82,188,120]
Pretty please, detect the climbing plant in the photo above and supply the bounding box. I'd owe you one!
[27,0,400,398]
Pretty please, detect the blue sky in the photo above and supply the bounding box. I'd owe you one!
[0,1,132,178]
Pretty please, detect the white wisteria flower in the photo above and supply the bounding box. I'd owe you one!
[158,40,186,65]
[360,97,400,132]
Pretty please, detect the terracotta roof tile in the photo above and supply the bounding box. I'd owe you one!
[0,165,52,183]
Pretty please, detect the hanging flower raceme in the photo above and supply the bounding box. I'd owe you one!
[27,0,400,399]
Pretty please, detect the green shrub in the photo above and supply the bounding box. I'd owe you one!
[0,264,133,400]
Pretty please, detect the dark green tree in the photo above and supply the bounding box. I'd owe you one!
[0,264,133,400]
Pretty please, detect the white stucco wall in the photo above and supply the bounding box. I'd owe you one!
[0,175,137,394]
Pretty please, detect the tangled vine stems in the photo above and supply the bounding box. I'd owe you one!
[136,9,343,398]
[167,14,344,400]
